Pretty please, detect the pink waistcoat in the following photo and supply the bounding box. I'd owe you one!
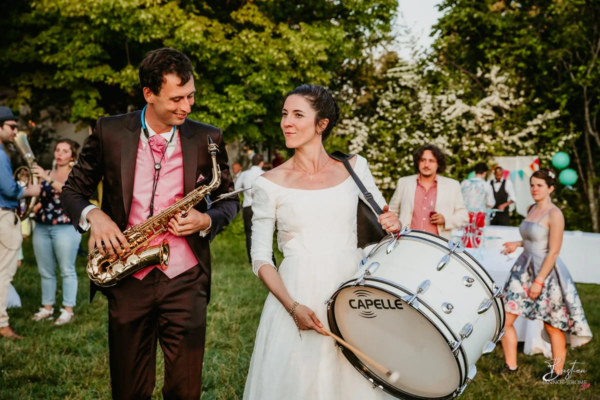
[129,133,198,280]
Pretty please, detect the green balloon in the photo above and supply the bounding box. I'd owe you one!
[467,171,476,179]
[552,152,570,169]
[559,168,578,186]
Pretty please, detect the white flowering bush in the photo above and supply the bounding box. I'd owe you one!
[337,62,562,195]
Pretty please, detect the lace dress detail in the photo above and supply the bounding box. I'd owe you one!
[244,156,394,400]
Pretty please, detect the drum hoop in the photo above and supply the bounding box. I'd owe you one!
[397,232,505,341]
[327,281,467,399]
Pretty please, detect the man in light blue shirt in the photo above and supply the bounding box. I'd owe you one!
[0,107,40,339]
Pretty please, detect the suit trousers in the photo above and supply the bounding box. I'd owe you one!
[0,210,22,328]
[102,265,208,400]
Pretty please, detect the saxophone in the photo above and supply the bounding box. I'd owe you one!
[87,136,222,287]
[13,131,39,219]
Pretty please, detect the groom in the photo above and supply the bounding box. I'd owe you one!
[61,48,239,399]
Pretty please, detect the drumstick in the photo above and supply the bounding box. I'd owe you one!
[321,327,401,383]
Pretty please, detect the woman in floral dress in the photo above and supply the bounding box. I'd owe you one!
[501,168,592,377]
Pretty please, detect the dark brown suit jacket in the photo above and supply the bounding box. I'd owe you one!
[61,110,240,302]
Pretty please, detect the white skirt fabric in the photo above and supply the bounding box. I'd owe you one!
[244,248,396,400]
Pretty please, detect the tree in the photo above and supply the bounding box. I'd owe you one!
[432,0,600,231]
[337,62,561,199]
[0,0,397,148]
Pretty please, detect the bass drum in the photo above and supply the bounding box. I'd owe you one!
[326,229,505,399]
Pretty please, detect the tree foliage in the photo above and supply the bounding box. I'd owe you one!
[432,0,600,231]
[337,62,562,199]
[0,0,396,146]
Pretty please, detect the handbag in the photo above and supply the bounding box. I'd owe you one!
[329,151,387,248]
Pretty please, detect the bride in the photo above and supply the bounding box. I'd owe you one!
[243,84,401,400]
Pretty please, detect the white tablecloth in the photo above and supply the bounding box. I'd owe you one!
[463,226,600,356]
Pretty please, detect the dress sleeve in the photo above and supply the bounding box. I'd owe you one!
[250,177,277,276]
[356,156,387,215]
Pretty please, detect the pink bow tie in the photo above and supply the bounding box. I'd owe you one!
[148,134,168,155]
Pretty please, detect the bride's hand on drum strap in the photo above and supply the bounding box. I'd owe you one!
[378,205,402,234]
[295,305,326,335]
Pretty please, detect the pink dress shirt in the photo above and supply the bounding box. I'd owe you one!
[129,133,198,280]
[411,175,439,235]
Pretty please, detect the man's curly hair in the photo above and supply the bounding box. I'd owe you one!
[413,144,447,174]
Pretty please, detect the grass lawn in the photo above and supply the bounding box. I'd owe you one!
[1,215,598,399]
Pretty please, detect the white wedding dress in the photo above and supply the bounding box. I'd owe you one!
[244,155,396,400]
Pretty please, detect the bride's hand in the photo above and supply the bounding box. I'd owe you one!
[294,304,325,335]
[378,205,402,234]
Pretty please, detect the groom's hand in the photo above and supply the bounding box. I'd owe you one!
[168,208,211,237]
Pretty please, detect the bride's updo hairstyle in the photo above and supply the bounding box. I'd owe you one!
[283,84,340,141]
[531,168,556,188]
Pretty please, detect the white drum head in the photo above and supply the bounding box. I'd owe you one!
[332,286,461,398]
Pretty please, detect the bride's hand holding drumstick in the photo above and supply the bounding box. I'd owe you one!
[292,303,326,335]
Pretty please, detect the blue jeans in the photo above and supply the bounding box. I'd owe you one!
[33,224,81,308]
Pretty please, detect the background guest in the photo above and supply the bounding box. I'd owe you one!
[460,162,495,247]
[231,162,242,183]
[488,166,516,226]
[31,139,82,325]
[389,144,468,239]
[235,154,266,262]
[0,107,41,339]
[500,168,592,376]
[271,148,284,169]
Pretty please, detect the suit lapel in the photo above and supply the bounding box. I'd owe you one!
[121,111,142,221]
[435,177,444,214]
[179,120,199,195]
[408,175,418,217]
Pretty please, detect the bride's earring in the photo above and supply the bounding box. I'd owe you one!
[68,158,76,168]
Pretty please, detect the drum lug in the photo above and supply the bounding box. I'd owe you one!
[324,298,333,310]
[354,262,380,286]
[462,276,475,287]
[437,240,465,271]
[477,298,493,314]
[442,302,454,314]
[359,257,368,268]
[482,340,496,354]
[402,280,430,308]
[451,323,473,356]
[386,235,399,254]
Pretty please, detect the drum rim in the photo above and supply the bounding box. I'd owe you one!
[327,280,467,399]
[392,231,506,342]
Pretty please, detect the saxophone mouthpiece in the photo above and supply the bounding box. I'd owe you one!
[207,135,219,155]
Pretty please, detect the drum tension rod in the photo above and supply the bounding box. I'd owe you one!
[402,280,430,309]
[455,365,477,397]
[437,240,465,271]
[386,226,411,255]
[450,323,473,356]
[492,285,503,298]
